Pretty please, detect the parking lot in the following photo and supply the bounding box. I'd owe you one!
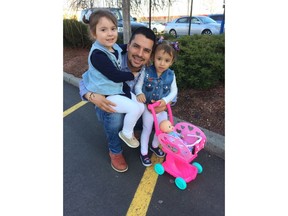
[64,81,224,216]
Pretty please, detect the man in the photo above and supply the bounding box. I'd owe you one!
[79,27,167,172]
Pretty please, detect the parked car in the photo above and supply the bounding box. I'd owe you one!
[164,16,221,37]
[79,7,146,36]
[207,14,224,24]
[142,21,165,34]
[207,13,225,33]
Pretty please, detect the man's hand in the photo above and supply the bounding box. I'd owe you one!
[85,92,116,113]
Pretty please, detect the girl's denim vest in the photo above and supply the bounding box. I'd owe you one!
[82,41,123,95]
[142,65,175,104]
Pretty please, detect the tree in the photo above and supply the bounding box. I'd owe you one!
[122,1,131,44]
[66,0,97,10]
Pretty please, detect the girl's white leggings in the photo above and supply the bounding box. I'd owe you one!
[140,105,167,155]
[107,92,144,139]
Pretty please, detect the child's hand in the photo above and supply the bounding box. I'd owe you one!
[158,99,166,107]
[137,93,146,103]
[154,99,167,113]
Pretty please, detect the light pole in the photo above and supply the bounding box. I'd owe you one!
[148,0,152,29]
[167,0,171,22]
[220,0,225,34]
[188,0,193,35]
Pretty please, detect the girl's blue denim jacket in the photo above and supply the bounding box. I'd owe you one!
[142,65,175,104]
[82,41,123,95]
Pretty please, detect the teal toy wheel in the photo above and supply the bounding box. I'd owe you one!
[154,163,165,175]
[175,177,187,190]
[192,162,203,174]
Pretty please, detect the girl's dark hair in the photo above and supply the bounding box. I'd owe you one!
[82,9,118,40]
[155,40,177,61]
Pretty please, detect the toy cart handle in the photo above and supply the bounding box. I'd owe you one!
[148,101,174,136]
[185,135,202,147]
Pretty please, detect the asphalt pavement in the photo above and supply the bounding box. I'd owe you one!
[63,73,225,216]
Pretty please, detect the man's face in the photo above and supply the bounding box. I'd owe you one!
[126,34,154,72]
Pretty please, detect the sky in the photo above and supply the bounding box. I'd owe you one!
[134,0,224,17]
[64,0,224,20]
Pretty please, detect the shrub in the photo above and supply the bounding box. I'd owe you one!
[64,18,124,48]
[171,34,225,90]
[63,19,92,48]
[162,33,177,40]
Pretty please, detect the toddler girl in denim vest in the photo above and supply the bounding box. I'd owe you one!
[135,40,179,166]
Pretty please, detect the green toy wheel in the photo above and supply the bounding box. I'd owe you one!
[175,177,187,190]
[154,163,165,175]
[192,162,203,174]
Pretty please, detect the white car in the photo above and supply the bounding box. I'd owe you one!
[142,21,165,34]
[164,16,221,37]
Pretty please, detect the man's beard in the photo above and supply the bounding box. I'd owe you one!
[128,58,142,72]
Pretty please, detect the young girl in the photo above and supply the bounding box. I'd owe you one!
[135,40,179,166]
[82,10,144,148]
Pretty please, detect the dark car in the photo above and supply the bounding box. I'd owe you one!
[207,14,225,33]
[79,7,146,36]
[207,14,224,24]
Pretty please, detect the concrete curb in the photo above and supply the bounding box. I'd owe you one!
[64,72,225,159]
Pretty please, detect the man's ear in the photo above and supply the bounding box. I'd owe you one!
[126,43,130,51]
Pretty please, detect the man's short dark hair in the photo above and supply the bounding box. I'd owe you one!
[129,27,157,52]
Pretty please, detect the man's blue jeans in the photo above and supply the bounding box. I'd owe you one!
[95,106,125,154]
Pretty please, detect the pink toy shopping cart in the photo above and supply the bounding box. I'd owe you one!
[148,102,207,190]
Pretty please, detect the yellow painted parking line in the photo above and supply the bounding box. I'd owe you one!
[63,101,88,118]
[64,100,163,215]
[126,155,164,216]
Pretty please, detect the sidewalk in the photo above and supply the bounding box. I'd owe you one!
[64,72,225,159]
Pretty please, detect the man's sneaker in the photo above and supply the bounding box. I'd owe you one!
[119,131,139,148]
[109,152,128,172]
[140,154,152,167]
[150,146,165,158]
